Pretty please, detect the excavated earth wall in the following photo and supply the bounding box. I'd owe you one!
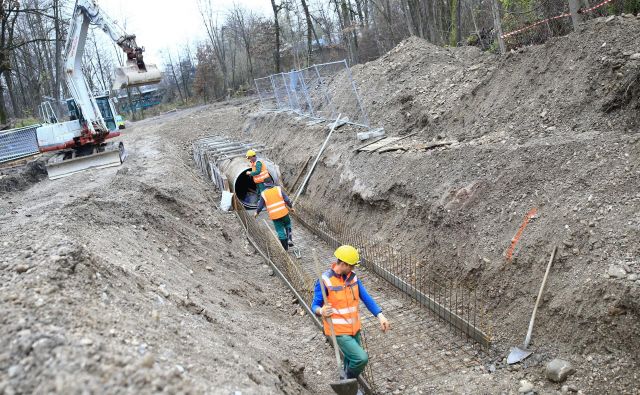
[228,15,640,394]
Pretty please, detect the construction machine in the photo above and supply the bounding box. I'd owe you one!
[36,0,162,179]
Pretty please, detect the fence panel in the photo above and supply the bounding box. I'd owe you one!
[0,125,41,164]
[254,76,278,110]
[254,60,370,128]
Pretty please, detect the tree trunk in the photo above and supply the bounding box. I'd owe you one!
[270,0,281,73]
[339,0,358,64]
[491,0,505,54]
[6,72,19,117]
[456,0,462,46]
[300,0,319,63]
[569,0,582,30]
[402,0,416,36]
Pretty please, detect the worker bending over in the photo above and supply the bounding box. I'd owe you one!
[312,245,390,381]
[254,180,294,251]
[245,149,271,194]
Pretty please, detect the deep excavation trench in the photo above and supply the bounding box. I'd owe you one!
[218,98,639,394]
[193,136,495,394]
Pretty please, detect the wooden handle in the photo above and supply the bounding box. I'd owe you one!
[523,245,557,348]
[312,249,343,372]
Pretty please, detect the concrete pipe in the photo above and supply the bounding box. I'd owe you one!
[220,156,281,209]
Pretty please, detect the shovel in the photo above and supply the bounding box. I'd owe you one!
[312,249,359,395]
[507,246,557,364]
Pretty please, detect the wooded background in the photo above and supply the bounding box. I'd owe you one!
[0,0,638,126]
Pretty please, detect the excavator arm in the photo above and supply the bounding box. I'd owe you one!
[65,0,161,134]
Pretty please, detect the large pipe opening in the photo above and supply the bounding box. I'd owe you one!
[223,156,280,210]
[234,168,260,209]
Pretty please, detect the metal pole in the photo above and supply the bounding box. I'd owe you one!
[343,59,370,127]
[293,115,342,203]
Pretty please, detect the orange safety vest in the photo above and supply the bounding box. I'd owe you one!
[261,186,289,220]
[251,160,271,184]
[320,264,361,336]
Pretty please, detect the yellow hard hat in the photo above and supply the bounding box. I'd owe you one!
[334,245,360,266]
[246,149,256,158]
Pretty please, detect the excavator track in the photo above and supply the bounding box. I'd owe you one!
[45,141,126,180]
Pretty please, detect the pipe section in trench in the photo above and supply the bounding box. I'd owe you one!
[221,156,281,209]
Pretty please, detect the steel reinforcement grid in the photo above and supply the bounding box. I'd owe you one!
[254,60,370,129]
[0,125,41,164]
[193,140,493,394]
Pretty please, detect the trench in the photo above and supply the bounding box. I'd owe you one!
[193,137,492,394]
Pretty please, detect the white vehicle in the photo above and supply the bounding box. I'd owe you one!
[36,0,162,179]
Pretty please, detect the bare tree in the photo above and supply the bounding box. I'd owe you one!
[270,0,282,73]
[198,0,229,92]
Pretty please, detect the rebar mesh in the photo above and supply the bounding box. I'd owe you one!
[292,199,492,349]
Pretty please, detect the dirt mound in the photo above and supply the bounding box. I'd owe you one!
[351,15,640,142]
[0,160,47,194]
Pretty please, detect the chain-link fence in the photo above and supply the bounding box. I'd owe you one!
[0,125,41,164]
[254,60,370,128]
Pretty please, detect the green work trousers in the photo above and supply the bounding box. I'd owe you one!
[335,331,368,377]
[256,182,267,194]
[272,214,292,241]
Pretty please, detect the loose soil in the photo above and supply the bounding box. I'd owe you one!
[0,105,337,395]
[2,14,639,395]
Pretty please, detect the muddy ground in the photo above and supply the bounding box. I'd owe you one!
[1,14,639,395]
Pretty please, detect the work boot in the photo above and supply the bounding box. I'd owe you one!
[286,227,294,246]
[345,368,359,380]
[279,239,289,251]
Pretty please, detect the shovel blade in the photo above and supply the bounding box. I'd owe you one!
[507,346,533,364]
[329,378,359,395]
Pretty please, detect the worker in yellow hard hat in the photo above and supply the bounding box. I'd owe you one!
[312,245,390,382]
[245,149,271,194]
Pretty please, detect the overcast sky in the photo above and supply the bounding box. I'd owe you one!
[93,0,273,65]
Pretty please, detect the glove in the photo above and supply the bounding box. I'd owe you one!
[254,212,259,218]
[245,171,251,176]
[377,313,390,333]
[317,304,334,317]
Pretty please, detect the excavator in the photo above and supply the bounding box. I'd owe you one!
[36,0,162,179]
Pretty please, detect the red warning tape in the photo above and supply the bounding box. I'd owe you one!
[505,208,538,261]
[501,0,616,39]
